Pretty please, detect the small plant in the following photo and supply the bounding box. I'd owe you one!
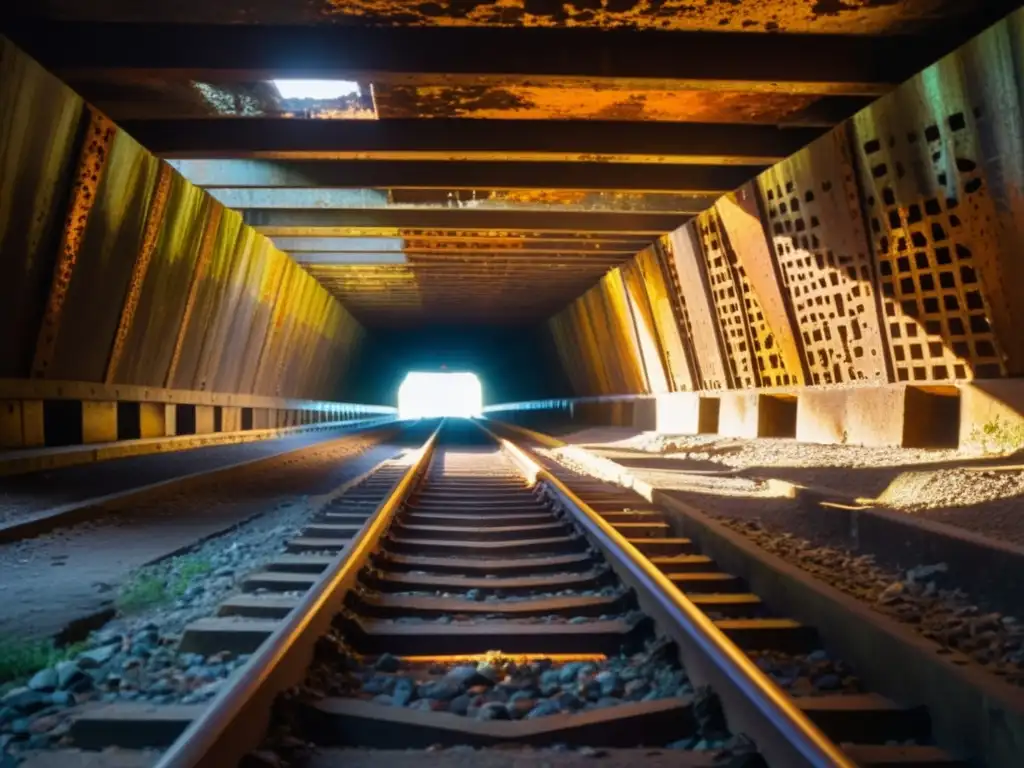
[115,554,214,613]
[0,637,85,685]
[971,415,1024,455]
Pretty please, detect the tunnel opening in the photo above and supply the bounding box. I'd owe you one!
[759,395,798,439]
[117,402,142,441]
[42,400,83,447]
[904,387,961,449]
[176,404,197,436]
[398,372,482,420]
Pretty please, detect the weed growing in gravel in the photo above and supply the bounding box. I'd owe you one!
[0,637,84,685]
[116,554,214,613]
[973,416,1024,455]
[116,573,169,613]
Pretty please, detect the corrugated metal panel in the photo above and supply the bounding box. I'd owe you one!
[635,247,695,391]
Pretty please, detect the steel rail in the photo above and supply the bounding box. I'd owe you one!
[482,422,855,768]
[153,424,440,768]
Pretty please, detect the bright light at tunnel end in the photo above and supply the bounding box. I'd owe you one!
[272,79,361,100]
[398,372,483,420]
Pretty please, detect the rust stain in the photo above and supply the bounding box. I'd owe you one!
[36,0,974,34]
[31,107,116,379]
[105,162,174,383]
[375,85,823,123]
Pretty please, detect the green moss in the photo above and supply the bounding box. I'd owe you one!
[0,637,85,685]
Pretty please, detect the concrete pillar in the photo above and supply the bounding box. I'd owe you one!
[221,406,241,432]
[138,403,167,439]
[82,401,118,444]
[253,408,273,429]
[0,400,45,449]
[194,405,216,435]
[163,404,177,436]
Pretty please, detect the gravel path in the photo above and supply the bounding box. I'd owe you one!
[1,441,415,759]
[0,428,374,527]
[0,437,398,639]
[558,427,1024,547]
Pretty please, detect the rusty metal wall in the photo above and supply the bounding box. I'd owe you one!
[0,37,364,400]
[547,7,1024,398]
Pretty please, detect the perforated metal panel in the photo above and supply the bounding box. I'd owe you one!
[758,126,889,385]
[854,98,1007,382]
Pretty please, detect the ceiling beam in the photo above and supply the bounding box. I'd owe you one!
[124,119,823,165]
[206,187,714,214]
[3,21,952,96]
[168,159,759,193]
[243,208,689,234]
[269,235,649,252]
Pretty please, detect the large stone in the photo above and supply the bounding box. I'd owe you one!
[1,688,49,714]
[77,645,118,669]
[27,668,58,692]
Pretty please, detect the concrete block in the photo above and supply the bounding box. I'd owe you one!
[797,386,907,447]
[0,400,42,448]
[138,403,167,439]
[163,404,177,436]
[959,379,1024,453]
[253,408,274,429]
[720,393,796,439]
[718,392,761,438]
[194,405,216,435]
[81,401,117,444]
[654,393,720,434]
[631,399,657,430]
[221,406,241,432]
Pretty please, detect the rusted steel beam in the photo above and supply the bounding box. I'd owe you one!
[31,108,116,379]
[270,235,649,252]
[4,21,957,96]
[207,188,715,214]
[122,119,823,165]
[169,160,763,193]
[244,208,689,234]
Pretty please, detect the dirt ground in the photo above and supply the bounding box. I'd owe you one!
[0,439,399,639]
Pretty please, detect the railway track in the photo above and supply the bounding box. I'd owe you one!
[53,419,970,767]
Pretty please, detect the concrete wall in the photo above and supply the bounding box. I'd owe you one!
[544,8,1024,448]
[0,38,363,400]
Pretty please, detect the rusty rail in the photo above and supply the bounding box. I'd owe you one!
[482,422,854,768]
[153,425,439,768]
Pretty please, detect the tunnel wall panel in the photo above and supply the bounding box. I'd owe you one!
[0,38,83,379]
[547,7,1024,404]
[0,37,364,401]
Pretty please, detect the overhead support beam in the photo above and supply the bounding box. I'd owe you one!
[123,119,823,165]
[206,187,715,214]
[293,252,634,264]
[268,236,649,252]
[168,160,760,193]
[243,208,690,235]
[4,21,956,95]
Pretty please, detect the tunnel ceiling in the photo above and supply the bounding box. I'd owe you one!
[4,0,1018,327]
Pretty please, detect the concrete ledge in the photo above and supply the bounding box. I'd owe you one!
[0,416,394,478]
[0,423,390,545]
